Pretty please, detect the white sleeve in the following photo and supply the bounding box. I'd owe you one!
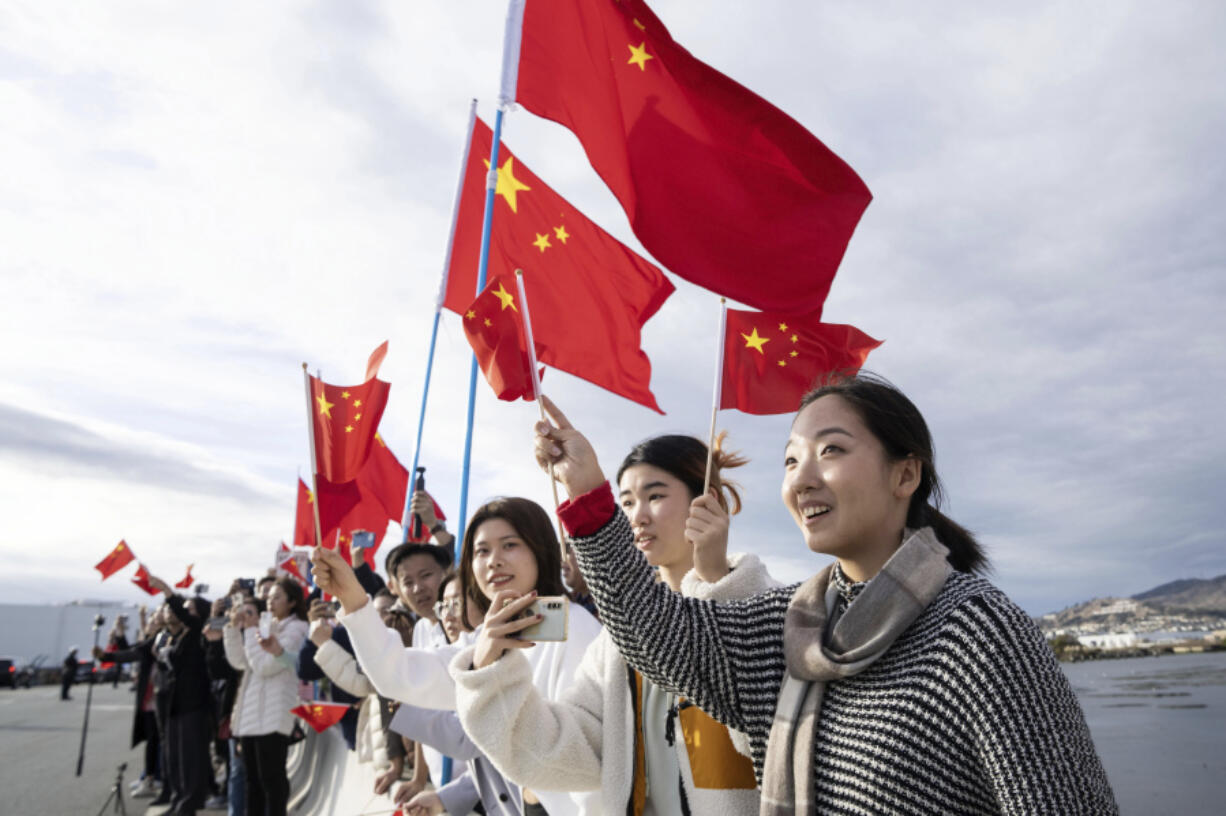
[314,639,375,697]
[338,601,459,710]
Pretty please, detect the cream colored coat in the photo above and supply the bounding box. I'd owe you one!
[452,553,779,816]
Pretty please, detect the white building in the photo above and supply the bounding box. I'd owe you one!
[1077,632,1139,649]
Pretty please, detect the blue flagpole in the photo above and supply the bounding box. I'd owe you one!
[455,105,505,562]
[402,101,478,543]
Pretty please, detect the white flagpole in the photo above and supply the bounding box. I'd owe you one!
[301,363,324,549]
[703,299,728,496]
[514,269,564,554]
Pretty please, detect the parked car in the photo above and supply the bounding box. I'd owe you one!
[0,656,16,688]
[73,658,98,684]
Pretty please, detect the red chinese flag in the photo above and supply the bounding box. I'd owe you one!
[720,309,881,416]
[506,0,871,315]
[131,564,160,596]
[278,555,308,587]
[365,340,389,381]
[461,274,539,402]
[290,702,350,734]
[309,375,391,483]
[174,564,194,589]
[445,117,673,412]
[95,540,136,580]
[316,434,410,566]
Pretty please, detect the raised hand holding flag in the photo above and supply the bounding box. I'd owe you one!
[174,564,195,589]
[131,564,160,596]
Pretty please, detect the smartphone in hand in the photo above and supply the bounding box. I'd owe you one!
[516,596,569,642]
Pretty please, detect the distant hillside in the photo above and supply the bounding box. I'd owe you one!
[1132,574,1226,611]
[1040,573,1226,631]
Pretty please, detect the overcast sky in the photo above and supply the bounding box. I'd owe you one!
[2,1,1223,616]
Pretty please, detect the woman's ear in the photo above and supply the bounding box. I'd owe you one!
[893,456,922,500]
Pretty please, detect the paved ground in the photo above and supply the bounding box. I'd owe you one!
[0,682,224,816]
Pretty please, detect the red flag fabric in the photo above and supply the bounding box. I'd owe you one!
[131,564,160,596]
[507,0,871,315]
[174,564,194,589]
[316,434,410,566]
[293,479,324,550]
[278,554,308,587]
[461,274,539,402]
[445,117,674,412]
[309,375,391,483]
[365,340,389,382]
[94,540,136,580]
[290,701,350,733]
[720,309,881,416]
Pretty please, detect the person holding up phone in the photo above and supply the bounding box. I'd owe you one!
[451,434,778,814]
[224,579,308,816]
[311,496,602,816]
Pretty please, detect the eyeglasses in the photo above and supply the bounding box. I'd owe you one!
[433,600,462,618]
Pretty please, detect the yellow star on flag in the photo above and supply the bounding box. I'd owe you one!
[316,393,334,418]
[778,322,788,332]
[790,350,798,358]
[483,156,531,213]
[633,18,646,30]
[790,334,799,343]
[741,327,770,354]
[533,232,552,253]
[345,425,354,433]
[353,399,361,408]
[553,225,570,244]
[493,282,518,311]
[466,310,476,319]
[484,318,492,327]
[627,42,653,71]
[354,413,362,421]
[778,360,787,367]
[340,391,350,400]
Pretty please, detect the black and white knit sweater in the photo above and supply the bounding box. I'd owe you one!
[571,508,1118,815]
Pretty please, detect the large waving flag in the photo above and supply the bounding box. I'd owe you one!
[316,434,409,566]
[501,0,871,315]
[721,308,881,415]
[444,117,674,413]
[309,375,390,483]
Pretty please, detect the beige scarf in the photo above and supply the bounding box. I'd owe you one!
[760,528,952,815]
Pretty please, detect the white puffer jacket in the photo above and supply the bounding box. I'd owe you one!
[224,617,309,737]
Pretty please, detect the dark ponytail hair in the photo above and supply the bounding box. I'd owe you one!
[799,373,988,574]
[616,433,748,513]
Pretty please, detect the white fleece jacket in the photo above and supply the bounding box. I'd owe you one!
[224,617,309,737]
[451,553,779,816]
[341,597,603,816]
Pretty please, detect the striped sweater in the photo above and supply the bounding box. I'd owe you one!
[569,503,1118,815]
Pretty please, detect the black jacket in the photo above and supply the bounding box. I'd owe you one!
[162,595,212,716]
[108,637,157,749]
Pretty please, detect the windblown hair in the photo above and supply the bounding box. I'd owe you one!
[616,433,748,512]
[799,372,988,574]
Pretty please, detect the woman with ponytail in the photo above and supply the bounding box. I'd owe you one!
[451,434,778,814]
[531,377,1118,815]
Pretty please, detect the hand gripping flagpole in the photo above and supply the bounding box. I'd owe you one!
[703,299,728,496]
[404,100,480,541]
[514,270,565,558]
[301,363,324,549]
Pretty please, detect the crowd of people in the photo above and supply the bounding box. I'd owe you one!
[97,374,1119,815]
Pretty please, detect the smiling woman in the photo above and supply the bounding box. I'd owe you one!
[532,381,1119,815]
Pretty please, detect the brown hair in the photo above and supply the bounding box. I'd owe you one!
[799,372,988,574]
[616,433,748,512]
[458,497,566,629]
[274,577,309,620]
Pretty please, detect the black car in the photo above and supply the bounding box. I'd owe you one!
[0,657,15,688]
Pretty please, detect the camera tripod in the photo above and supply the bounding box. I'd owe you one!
[94,762,129,815]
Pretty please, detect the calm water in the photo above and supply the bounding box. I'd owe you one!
[1063,651,1226,815]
